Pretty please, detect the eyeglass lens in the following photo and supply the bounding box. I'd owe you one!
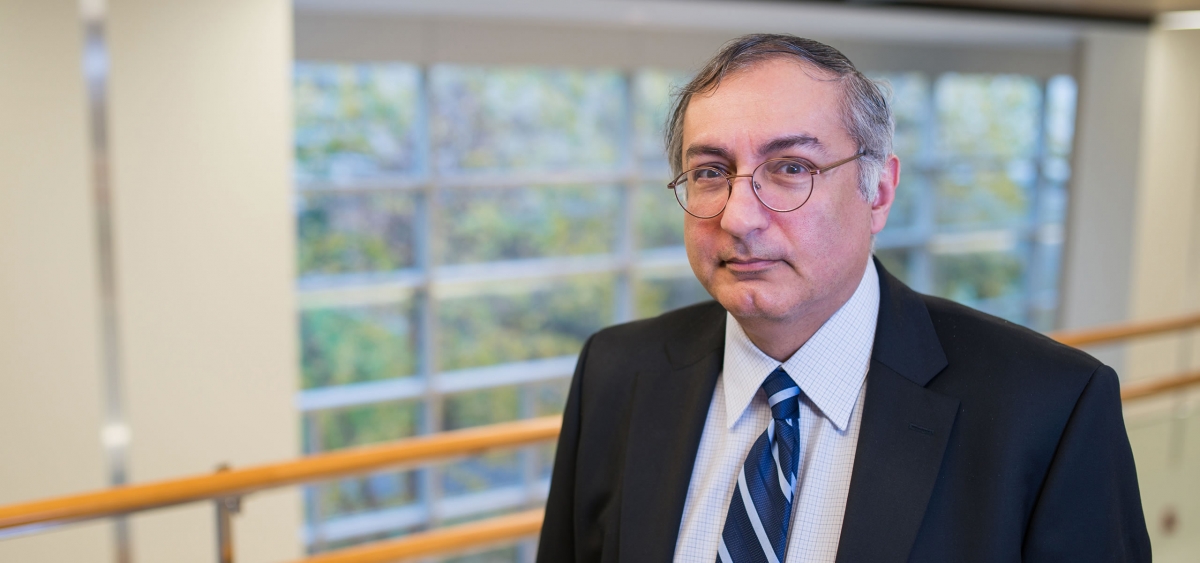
[672,159,814,218]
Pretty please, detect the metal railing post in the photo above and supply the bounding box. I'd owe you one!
[214,464,242,563]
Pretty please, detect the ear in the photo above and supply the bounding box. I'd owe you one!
[870,154,900,235]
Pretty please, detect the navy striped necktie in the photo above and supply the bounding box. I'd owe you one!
[717,367,802,563]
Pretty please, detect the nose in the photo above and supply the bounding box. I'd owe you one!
[719,174,770,238]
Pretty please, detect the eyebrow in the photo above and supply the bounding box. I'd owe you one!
[684,144,734,163]
[758,134,823,156]
[684,134,825,164]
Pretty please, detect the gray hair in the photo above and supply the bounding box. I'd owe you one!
[664,34,894,203]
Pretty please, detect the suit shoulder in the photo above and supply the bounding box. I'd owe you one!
[917,295,1123,473]
[920,294,1103,390]
[574,300,722,402]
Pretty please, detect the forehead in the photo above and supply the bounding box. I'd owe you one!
[682,59,851,156]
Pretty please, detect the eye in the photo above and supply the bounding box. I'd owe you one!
[771,160,812,175]
[691,167,726,180]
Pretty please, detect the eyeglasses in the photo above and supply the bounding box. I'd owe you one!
[667,152,865,219]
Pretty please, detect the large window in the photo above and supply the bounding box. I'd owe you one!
[873,72,1077,330]
[294,63,702,556]
[293,62,1076,557]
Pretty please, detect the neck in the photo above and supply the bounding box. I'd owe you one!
[734,276,861,363]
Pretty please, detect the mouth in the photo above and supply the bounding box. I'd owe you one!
[721,257,779,274]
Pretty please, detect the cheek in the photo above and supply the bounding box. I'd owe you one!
[780,199,867,272]
[683,218,713,274]
[780,210,838,257]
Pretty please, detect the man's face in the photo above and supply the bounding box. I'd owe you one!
[681,58,894,326]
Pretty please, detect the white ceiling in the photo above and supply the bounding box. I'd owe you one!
[294,0,1140,47]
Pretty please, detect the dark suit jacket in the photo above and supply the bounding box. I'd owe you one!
[537,260,1151,562]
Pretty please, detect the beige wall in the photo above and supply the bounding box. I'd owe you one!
[0,0,300,561]
[105,0,301,561]
[0,0,114,560]
[1061,29,1148,334]
[1128,27,1200,379]
[1123,24,1200,561]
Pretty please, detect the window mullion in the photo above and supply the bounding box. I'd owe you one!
[1025,77,1051,329]
[615,70,639,324]
[415,63,444,531]
[910,72,939,294]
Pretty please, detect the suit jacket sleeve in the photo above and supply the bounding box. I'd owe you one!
[1022,364,1152,561]
[536,334,592,563]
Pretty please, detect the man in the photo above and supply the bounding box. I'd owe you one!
[537,34,1150,563]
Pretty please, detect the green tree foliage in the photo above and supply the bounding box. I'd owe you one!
[634,70,689,167]
[297,192,416,275]
[636,182,685,249]
[432,66,625,173]
[438,276,614,371]
[935,252,1024,303]
[936,74,1040,159]
[300,304,417,389]
[307,402,422,519]
[440,185,618,263]
[635,275,710,320]
[936,166,1030,228]
[295,63,421,181]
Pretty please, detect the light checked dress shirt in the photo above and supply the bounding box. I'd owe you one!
[673,258,880,563]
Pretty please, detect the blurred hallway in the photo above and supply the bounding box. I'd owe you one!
[1,0,1199,561]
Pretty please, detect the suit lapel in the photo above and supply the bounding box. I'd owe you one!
[834,360,959,562]
[835,260,960,563]
[619,303,725,562]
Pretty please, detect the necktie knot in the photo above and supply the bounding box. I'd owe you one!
[762,367,800,421]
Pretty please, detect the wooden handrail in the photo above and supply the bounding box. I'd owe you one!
[0,312,1197,560]
[1120,370,1200,401]
[1050,312,1200,348]
[280,378,1200,563]
[281,374,1200,563]
[284,509,543,563]
[0,415,561,531]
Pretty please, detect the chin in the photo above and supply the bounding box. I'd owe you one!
[712,285,795,322]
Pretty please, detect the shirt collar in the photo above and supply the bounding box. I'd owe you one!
[721,258,880,431]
